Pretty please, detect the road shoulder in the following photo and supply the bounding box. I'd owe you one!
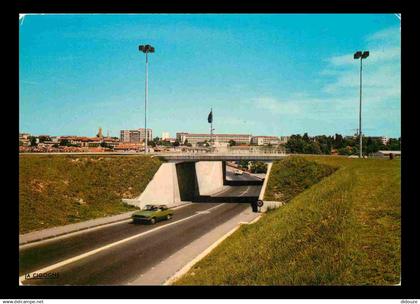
[129,206,260,285]
[20,202,192,246]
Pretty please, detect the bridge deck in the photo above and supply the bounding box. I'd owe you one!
[19,152,288,161]
[157,153,288,161]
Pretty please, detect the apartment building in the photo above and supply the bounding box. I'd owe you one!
[120,128,152,143]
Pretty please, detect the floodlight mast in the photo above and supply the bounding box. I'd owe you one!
[353,50,369,158]
[139,44,155,154]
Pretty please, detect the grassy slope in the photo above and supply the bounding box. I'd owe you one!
[19,155,162,234]
[176,156,400,285]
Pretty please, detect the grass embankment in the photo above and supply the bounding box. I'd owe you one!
[19,155,162,234]
[175,156,400,285]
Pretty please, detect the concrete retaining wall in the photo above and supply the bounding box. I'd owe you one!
[195,161,224,195]
[124,162,181,209]
[124,160,226,209]
[257,162,284,213]
[176,162,199,201]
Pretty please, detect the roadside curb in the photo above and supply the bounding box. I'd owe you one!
[19,202,193,247]
[164,212,262,285]
[19,211,136,246]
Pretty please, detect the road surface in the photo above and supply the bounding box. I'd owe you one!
[225,166,265,182]
[19,184,261,285]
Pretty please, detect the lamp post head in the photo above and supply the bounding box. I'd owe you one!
[139,44,155,53]
[354,50,369,60]
[354,51,362,59]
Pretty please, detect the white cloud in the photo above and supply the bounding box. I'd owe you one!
[249,26,400,137]
[328,46,400,67]
[366,26,400,44]
[322,26,400,108]
[253,97,300,114]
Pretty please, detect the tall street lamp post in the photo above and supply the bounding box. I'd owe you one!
[353,50,369,158]
[139,44,155,154]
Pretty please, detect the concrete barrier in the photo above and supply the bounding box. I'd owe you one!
[257,162,284,212]
[124,161,228,209]
[195,161,224,195]
[123,162,181,209]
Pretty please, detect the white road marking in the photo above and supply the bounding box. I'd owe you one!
[19,218,133,250]
[19,203,226,284]
[195,211,211,214]
[20,203,195,250]
[238,186,251,197]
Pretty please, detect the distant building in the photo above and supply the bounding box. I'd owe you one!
[114,142,142,151]
[365,136,390,145]
[96,127,103,138]
[279,136,290,143]
[162,132,170,140]
[374,150,401,158]
[19,133,31,146]
[120,128,152,143]
[176,132,188,142]
[374,136,389,145]
[179,133,252,146]
[251,136,280,146]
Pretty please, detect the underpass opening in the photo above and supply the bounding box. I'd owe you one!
[172,160,267,212]
[191,160,266,210]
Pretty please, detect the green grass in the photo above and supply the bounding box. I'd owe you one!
[19,155,162,234]
[264,156,338,202]
[175,156,401,285]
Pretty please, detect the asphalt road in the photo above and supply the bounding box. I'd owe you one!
[225,167,263,182]
[20,185,261,285]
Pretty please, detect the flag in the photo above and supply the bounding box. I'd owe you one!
[208,110,213,123]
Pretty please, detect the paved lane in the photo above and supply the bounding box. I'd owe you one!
[21,203,250,285]
[211,185,262,197]
[225,168,263,182]
[19,202,220,276]
[20,184,260,285]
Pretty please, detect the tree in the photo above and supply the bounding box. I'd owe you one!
[29,136,37,147]
[228,140,236,146]
[173,140,180,147]
[38,135,51,143]
[250,161,268,173]
[285,135,304,153]
[59,139,70,146]
[386,138,400,150]
[239,160,249,169]
[333,134,345,149]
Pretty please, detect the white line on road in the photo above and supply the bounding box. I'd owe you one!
[238,186,251,197]
[20,203,194,250]
[19,218,133,250]
[19,203,226,284]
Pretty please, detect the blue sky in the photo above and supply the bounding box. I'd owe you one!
[19,14,401,138]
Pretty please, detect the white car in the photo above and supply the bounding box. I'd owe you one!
[234,169,243,175]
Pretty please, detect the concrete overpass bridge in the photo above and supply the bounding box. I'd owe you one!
[20,150,287,210]
[154,152,288,162]
[126,151,288,210]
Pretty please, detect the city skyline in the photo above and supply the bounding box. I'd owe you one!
[20,14,401,138]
